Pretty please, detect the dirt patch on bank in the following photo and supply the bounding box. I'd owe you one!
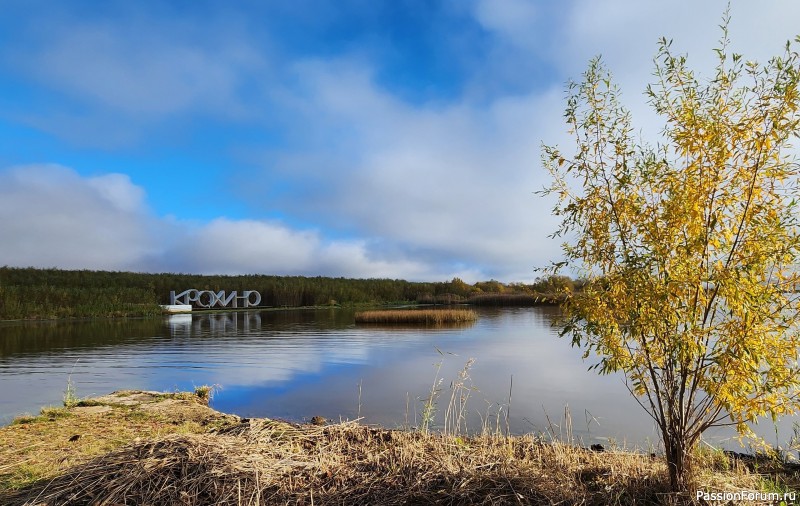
[90,390,230,424]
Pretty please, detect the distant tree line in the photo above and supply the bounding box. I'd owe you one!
[0,267,582,320]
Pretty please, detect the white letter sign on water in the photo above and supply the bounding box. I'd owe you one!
[170,289,262,308]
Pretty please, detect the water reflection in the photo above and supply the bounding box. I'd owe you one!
[167,312,262,336]
[0,308,795,452]
[0,318,166,357]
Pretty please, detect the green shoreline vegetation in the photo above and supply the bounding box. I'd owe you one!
[1,390,796,505]
[0,267,574,321]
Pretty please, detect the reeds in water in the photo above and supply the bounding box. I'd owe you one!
[354,309,477,324]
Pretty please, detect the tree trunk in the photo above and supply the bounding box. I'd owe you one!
[665,433,693,492]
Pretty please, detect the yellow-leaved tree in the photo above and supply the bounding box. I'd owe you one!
[542,22,800,491]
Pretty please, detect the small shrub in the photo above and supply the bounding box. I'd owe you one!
[193,385,218,403]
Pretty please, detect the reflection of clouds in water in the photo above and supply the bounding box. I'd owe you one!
[154,312,375,387]
[163,310,800,448]
[2,308,796,450]
[370,313,652,441]
[0,310,377,421]
[201,307,653,444]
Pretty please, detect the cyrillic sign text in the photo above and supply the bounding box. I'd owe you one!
[170,289,262,308]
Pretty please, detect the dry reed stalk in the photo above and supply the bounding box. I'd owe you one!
[354,309,478,324]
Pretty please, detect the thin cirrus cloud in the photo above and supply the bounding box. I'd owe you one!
[23,14,262,119]
[4,7,267,150]
[1,1,799,282]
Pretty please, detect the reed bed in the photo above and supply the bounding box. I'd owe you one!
[355,309,478,325]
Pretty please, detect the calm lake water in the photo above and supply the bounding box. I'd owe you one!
[0,307,795,451]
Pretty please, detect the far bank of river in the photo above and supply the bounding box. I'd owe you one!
[0,266,567,320]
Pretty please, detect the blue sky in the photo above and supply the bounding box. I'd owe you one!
[1,0,799,282]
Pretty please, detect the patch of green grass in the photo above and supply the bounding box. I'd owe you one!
[202,416,240,432]
[759,475,795,495]
[694,444,732,472]
[0,463,42,491]
[0,390,236,496]
[73,399,106,408]
[38,407,73,421]
[193,384,219,403]
[9,415,38,426]
[62,377,79,408]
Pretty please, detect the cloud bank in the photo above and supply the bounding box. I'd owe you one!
[0,165,483,281]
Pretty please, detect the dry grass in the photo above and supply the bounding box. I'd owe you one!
[1,390,794,505]
[3,418,675,505]
[355,309,478,325]
[0,390,237,494]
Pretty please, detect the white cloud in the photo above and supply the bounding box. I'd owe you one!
[167,218,318,275]
[0,165,485,281]
[244,1,800,283]
[250,57,566,281]
[543,0,800,142]
[86,173,147,214]
[0,165,157,270]
[161,217,482,281]
[472,0,539,51]
[4,10,268,148]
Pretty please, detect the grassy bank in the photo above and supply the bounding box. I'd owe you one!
[355,308,478,324]
[1,391,795,505]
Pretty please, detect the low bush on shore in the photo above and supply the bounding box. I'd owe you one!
[354,309,478,325]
